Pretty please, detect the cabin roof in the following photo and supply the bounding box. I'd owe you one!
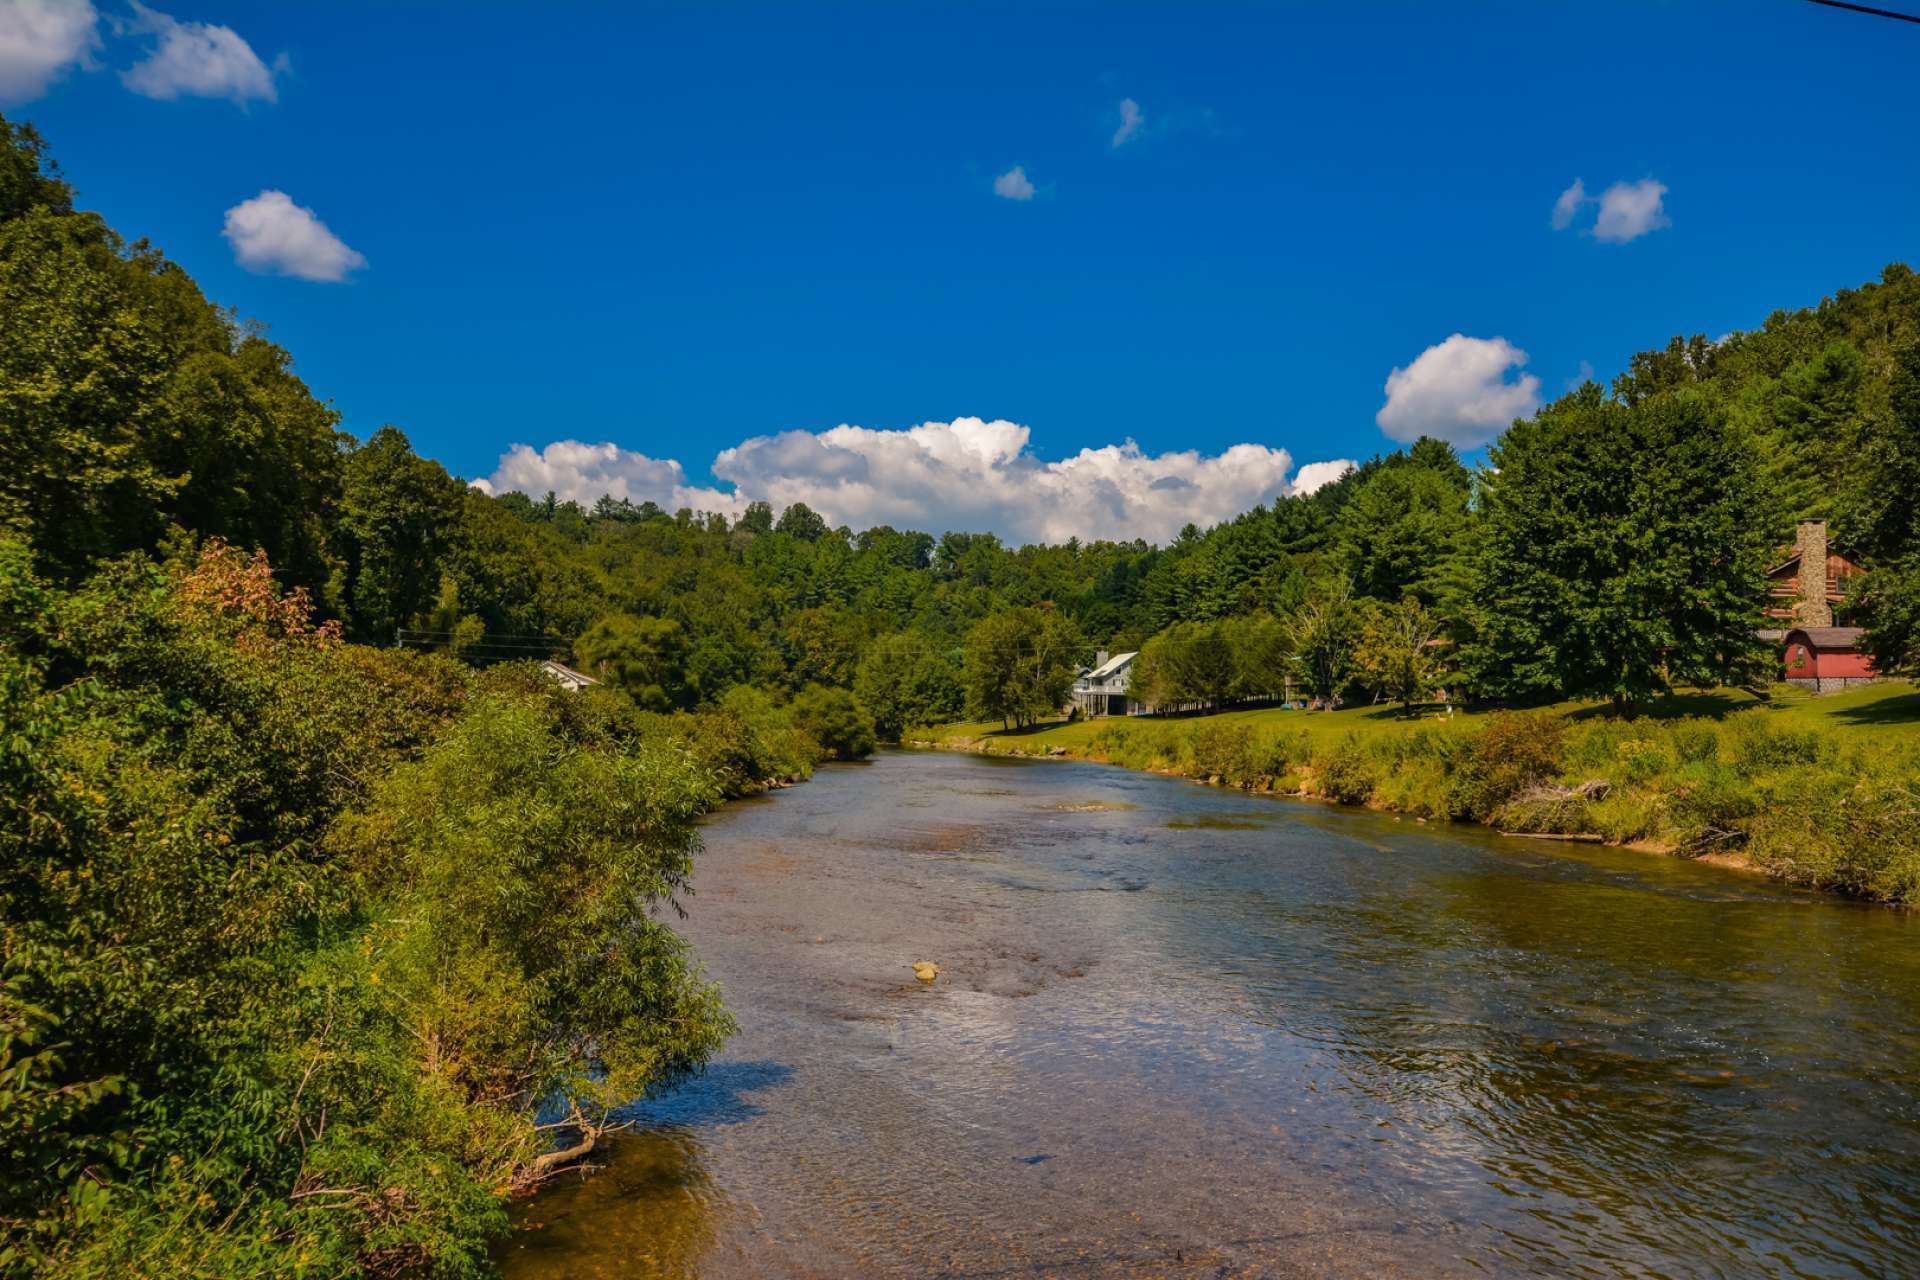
[1088,651,1137,679]
[540,659,600,685]
[1784,627,1865,650]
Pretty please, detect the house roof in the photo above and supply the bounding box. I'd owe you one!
[540,659,600,685]
[1088,651,1137,679]
[1784,627,1865,650]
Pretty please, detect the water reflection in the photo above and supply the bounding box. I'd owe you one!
[503,751,1920,1278]
[501,1128,721,1280]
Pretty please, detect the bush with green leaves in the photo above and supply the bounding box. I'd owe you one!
[790,685,877,760]
[0,542,747,1277]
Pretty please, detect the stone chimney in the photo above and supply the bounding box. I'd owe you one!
[1095,649,1109,669]
[1796,520,1832,627]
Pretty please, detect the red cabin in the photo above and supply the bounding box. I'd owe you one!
[1782,627,1876,694]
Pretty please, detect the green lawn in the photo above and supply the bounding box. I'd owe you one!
[919,680,1920,753]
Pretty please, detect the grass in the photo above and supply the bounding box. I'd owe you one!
[918,682,1920,755]
[912,682,1920,904]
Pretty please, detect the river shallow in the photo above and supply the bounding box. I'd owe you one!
[499,749,1920,1278]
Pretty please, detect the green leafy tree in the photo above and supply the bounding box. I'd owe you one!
[790,684,877,759]
[1357,596,1446,714]
[1466,385,1770,710]
[1288,578,1362,707]
[576,612,689,710]
[962,606,1081,729]
[332,426,463,641]
[854,632,961,740]
[775,501,829,541]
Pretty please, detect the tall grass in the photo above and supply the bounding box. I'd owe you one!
[940,708,1920,904]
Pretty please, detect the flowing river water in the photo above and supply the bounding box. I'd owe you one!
[499,749,1920,1279]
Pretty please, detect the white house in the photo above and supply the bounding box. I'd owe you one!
[540,659,600,691]
[1071,650,1140,718]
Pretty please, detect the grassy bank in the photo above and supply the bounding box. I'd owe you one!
[914,683,1920,904]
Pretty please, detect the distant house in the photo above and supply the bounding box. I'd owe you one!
[1766,520,1864,627]
[1071,650,1140,718]
[540,659,600,691]
[1781,628,1876,695]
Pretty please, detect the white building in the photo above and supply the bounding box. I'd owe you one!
[1071,650,1140,718]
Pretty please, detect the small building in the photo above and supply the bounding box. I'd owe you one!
[1071,650,1140,718]
[1781,627,1876,694]
[1766,519,1863,627]
[540,659,600,691]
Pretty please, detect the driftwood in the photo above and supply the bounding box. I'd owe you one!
[1498,830,1608,843]
[521,1102,624,1184]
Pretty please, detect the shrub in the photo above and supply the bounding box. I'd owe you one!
[790,685,877,760]
[1443,711,1566,820]
[1664,762,1760,854]
[1317,735,1379,805]
[1188,722,1255,785]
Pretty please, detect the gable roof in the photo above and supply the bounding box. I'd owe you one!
[1784,627,1865,650]
[1088,651,1136,679]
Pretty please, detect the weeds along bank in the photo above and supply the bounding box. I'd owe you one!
[919,702,1920,904]
[0,540,835,1279]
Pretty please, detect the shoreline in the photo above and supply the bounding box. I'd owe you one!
[904,733,1776,882]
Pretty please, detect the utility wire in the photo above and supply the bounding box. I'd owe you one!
[1801,0,1920,24]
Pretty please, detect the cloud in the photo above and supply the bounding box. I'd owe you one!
[1550,175,1669,243]
[1550,178,1586,231]
[1111,97,1143,148]
[1376,334,1541,448]
[119,2,279,103]
[992,165,1035,201]
[475,418,1354,544]
[471,441,738,514]
[222,190,365,281]
[1290,459,1355,495]
[0,0,98,103]
[1567,359,1596,391]
[1592,178,1668,244]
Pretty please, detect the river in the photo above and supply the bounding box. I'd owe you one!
[499,749,1920,1278]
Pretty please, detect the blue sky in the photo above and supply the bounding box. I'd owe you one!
[6,1,1918,541]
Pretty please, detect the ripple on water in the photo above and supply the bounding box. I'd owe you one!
[501,749,1920,1279]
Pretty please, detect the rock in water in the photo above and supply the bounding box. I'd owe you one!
[912,961,940,983]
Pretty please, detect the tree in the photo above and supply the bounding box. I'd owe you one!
[576,612,689,710]
[775,501,828,541]
[1288,578,1361,707]
[790,684,877,759]
[1358,596,1445,714]
[1333,457,1470,606]
[737,500,775,535]
[1465,385,1770,710]
[962,606,1081,729]
[332,426,463,641]
[854,632,961,740]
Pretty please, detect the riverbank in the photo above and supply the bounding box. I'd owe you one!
[912,682,1920,904]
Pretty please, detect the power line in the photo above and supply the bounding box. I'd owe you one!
[1802,0,1920,24]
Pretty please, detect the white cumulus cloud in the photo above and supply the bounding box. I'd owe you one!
[1111,97,1143,148]
[1290,459,1355,495]
[118,2,278,103]
[1592,177,1669,244]
[471,441,739,514]
[1376,335,1541,449]
[0,0,98,103]
[474,418,1352,545]
[993,165,1035,201]
[223,190,365,282]
[1551,174,1669,244]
